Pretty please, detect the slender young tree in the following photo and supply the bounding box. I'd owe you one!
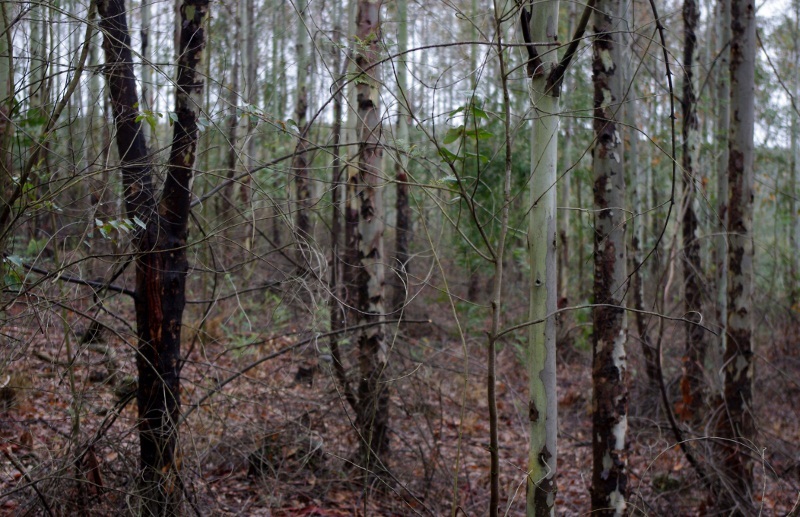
[222,4,240,221]
[239,0,255,207]
[293,0,312,240]
[98,0,208,511]
[526,0,559,512]
[328,0,356,410]
[590,0,629,511]
[391,0,411,313]
[718,0,756,508]
[624,8,658,389]
[520,1,595,512]
[680,0,706,420]
[790,0,800,306]
[714,0,731,364]
[141,0,153,145]
[0,2,12,252]
[353,0,389,468]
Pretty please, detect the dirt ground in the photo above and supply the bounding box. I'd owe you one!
[1,284,799,516]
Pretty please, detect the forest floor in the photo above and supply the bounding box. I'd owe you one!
[1,285,799,516]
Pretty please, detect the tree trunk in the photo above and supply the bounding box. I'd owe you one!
[623,3,658,390]
[718,0,756,508]
[0,2,12,251]
[353,0,389,469]
[222,5,240,222]
[141,0,152,145]
[328,0,356,411]
[790,0,800,306]
[99,0,208,512]
[714,0,731,378]
[591,0,629,512]
[557,0,575,309]
[293,0,311,242]
[680,0,706,420]
[392,0,411,314]
[240,0,255,207]
[526,0,559,513]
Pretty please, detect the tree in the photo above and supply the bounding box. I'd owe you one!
[590,0,629,511]
[98,0,208,511]
[522,1,593,512]
[293,0,312,242]
[790,0,800,307]
[680,0,706,420]
[718,0,756,508]
[0,2,13,253]
[391,0,411,313]
[352,0,389,470]
[714,0,731,368]
[525,0,560,512]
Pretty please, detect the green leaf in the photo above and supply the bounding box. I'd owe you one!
[133,216,147,229]
[144,113,158,133]
[442,126,464,145]
[449,106,465,117]
[439,175,459,185]
[438,148,461,163]
[466,128,494,140]
[466,151,490,164]
[471,105,489,120]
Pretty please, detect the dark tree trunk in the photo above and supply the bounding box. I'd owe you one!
[717,0,756,509]
[680,0,706,421]
[393,167,410,312]
[97,0,156,224]
[391,0,411,315]
[591,0,629,512]
[99,0,208,512]
[0,2,13,251]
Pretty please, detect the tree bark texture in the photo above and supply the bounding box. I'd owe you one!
[624,3,658,390]
[527,0,559,513]
[353,0,389,469]
[591,0,629,513]
[0,2,13,250]
[714,0,731,371]
[328,0,356,410]
[293,0,311,241]
[99,0,207,512]
[680,0,706,421]
[222,6,240,222]
[718,0,756,509]
[392,0,411,314]
[790,0,800,306]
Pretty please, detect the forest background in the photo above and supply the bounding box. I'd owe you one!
[0,0,798,514]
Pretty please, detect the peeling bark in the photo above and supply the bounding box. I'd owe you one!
[353,0,389,469]
[591,0,629,513]
[717,0,756,507]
